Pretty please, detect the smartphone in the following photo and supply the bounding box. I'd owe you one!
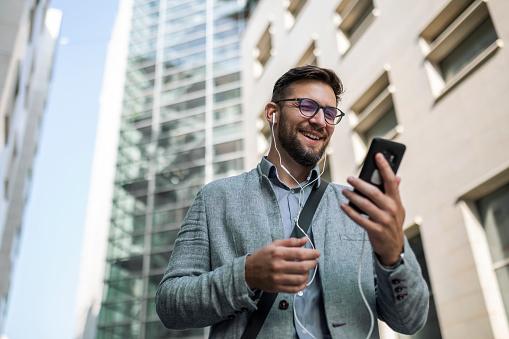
[348,137,406,214]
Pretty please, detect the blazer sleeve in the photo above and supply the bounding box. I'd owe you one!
[155,189,258,329]
[374,237,430,334]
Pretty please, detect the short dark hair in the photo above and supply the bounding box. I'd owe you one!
[271,65,344,104]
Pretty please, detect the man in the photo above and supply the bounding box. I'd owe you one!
[156,65,429,338]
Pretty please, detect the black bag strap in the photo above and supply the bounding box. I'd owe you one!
[241,180,329,339]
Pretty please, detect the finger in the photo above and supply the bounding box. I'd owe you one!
[277,282,309,294]
[278,259,318,274]
[273,273,309,287]
[274,247,320,261]
[375,153,400,201]
[342,189,387,223]
[340,203,383,235]
[273,237,308,248]
[346,176,393,212]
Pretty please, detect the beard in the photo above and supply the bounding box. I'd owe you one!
[277,112,328,167]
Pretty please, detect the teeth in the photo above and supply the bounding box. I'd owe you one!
[303,132,320,140]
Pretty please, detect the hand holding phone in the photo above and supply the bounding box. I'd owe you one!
[348,138,406,214]
[341,138,407,266]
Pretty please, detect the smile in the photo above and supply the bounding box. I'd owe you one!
[301,131,323,141]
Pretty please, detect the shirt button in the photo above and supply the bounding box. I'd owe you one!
[396,293,408,301]
[278,299,289,310]
[227,314,235,320]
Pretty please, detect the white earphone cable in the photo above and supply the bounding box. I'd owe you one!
[270,113,374,339]
[271,115,320,338]
[358,232,375,339]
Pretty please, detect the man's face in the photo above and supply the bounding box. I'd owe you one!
[276,80,336,167]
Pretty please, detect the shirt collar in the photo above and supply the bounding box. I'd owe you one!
[260,156,321,189]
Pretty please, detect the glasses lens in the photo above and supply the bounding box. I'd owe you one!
[299,98,318,116]
[323,107,338,124]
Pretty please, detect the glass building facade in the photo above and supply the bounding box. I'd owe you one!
[96,0,246,338]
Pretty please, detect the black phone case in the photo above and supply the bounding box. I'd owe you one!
[348,137,406,214]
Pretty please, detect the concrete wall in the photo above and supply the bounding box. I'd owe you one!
[242,0,509,338]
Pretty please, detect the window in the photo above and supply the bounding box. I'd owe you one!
[3,178,8,200]
[214,87,241,104]
[420,0,500,97]
[151,229,179,251]
[253,24,273,78]
[149,251,172,272]
[159,114,205,138]
[156,148,205,172]
[476,183,509,318]
[213,158,243,177]
[162,96,206,116]
[403,226,443,339]
[121,124,152,145]
[162,65,206,86]
[2,62,21,148]
[107,234,145,260]
[162,50,206,72]
[144,322,203,339]
[349,70,401,164]
[153,207,189,230]
[147,273,163,296]
[214,72,240,87]
[284,0,307,29]
[27,2,37,43]
[297,41,318,66]
[154,185,201,211]
[0,295,7,328]
[214,140,243,157]
[335,0,376,54]
[213,25,239,41]
[213,121,243,142]
[25,63,35,109]
[3,114,9,147]
[213,56,241,76]
[97,322,141,338]
[104,277,143,301]
[156,166,205,189]
[145,297,159,320]
[214,41,240,60]
[214,104,242,124]
[160,80,206,103]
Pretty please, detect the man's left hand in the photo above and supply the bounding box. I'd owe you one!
[340,153,405,266]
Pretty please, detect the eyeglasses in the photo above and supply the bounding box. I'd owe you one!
[275,98,345,125]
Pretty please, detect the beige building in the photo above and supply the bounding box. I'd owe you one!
[0,0,61,333]
[242,0,509,338]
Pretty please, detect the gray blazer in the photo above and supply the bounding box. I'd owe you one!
[156,164,429,338]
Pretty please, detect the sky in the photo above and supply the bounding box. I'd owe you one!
[4,1,119,338]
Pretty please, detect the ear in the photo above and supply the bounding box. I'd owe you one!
[265,102,278,125]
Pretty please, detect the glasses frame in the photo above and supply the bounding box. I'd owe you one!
[275,97,345,125]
